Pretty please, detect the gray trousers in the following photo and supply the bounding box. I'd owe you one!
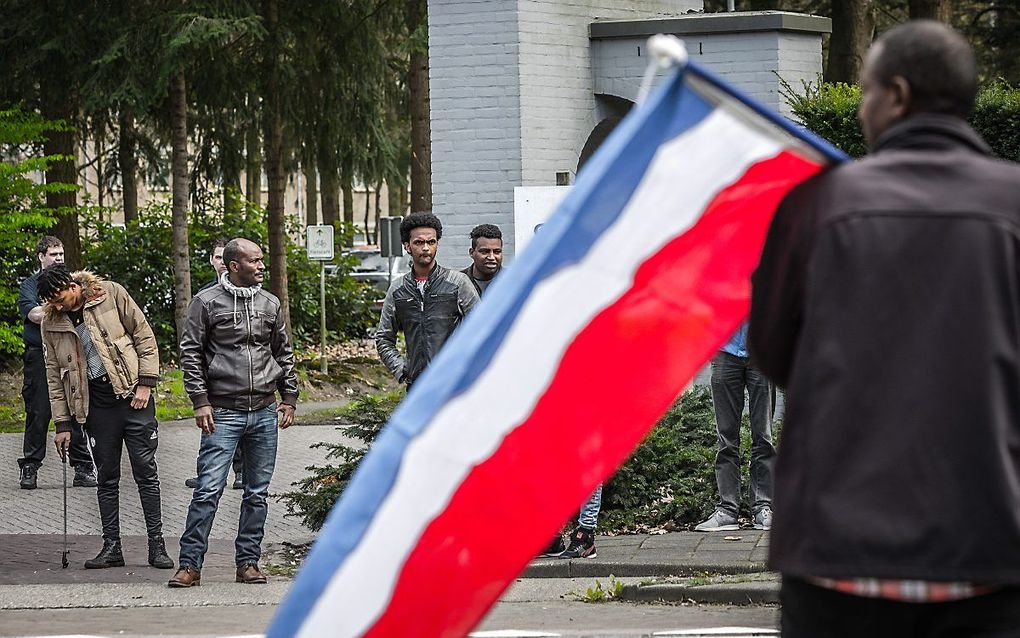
[710,352,776,517]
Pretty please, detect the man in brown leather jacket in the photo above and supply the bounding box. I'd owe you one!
[170,238,298,588]
[751,21,1020,636]
[40,264,172,571]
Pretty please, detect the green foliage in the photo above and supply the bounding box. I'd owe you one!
[971,80,1020,163]
[79,196,376,360]
[283,384,781,534]
[600,387,719,530]
[280,390,405,531]
[576,577,624,603]
[781,79,867,158]
[0,109,73,356]
[784,79,1020,161]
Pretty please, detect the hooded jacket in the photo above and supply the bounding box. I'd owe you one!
[180,273,298,411]
[751,115,1020,583]
[41,271,159,433]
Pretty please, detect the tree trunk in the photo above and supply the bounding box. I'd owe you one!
[169,71,193,345]
[263,0,292,340]
[245,115,262,207]
[118,108,138,224]
[303,143,318,225]
[908,0,951,21]
[41,92,83,269]
[320,164,339,226]
[825,0,875,84]
[341,168,354,248]
[374,181,382,244]
[94,117,105,209]
[363,184,371,242]
[408,0,431,213]
[387,178,402,220]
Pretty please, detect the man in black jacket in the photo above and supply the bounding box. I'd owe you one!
[376,213,478,387]
[751,21,1020,636]
[461,224,503,297]
[17,236,95,489]
[169,238,298,588]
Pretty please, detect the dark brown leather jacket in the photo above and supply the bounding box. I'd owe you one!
[751,115,1020,583]
[180,280,298,411]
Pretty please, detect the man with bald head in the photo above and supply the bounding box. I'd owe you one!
[171,238,298,588]
[751,21,1020,635]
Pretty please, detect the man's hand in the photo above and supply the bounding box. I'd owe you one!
[54,431,70,460]
[131,385,152,410]
[195,405,215,434]
[277,403,295,429]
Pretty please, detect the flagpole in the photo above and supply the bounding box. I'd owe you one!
[636,34,689,104]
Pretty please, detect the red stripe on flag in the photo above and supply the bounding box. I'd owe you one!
[364,150,822,638]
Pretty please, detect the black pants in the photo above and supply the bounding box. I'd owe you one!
[20,347,91,470]
[82,382,163,541]
[781,576,1020,637]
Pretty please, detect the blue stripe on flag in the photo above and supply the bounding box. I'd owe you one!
[268,67,714,638]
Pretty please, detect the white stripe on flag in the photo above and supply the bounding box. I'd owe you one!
[296,108,786,638]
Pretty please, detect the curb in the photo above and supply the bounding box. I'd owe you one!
[620,579,780,605]
[523,560,769,579]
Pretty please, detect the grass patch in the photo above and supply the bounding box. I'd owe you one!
[155,368,195,422]
[0,404,28,433]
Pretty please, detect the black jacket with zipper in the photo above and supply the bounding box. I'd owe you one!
[375,263,479,385]
[180,281,298,411]
[751,114,1020,583]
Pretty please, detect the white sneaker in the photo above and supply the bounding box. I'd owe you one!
[753,507,773,531]
[694,510,739,532]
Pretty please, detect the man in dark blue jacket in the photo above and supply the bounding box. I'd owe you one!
[17,236,94,489]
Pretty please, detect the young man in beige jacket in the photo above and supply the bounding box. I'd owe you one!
[40,264,173,571]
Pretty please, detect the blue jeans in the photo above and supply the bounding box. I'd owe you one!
[578,484,602,530]
[178,404,278,570]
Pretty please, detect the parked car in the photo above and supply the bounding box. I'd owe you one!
[331,246,409,310]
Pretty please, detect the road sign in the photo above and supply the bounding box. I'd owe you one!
[379,217,403,258]
[306,225,334,261]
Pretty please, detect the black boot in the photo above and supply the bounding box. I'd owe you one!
[19,464,38,490]
[148,536,174,569]
[73,465,97,488]
[84,539,125,569]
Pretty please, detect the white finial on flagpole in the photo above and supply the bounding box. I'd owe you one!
[636,34,689,105]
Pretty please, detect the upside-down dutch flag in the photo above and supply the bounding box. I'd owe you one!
[269,56,846,638]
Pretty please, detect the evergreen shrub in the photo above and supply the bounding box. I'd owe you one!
[282,386,778,533]
[783,79,1020,161]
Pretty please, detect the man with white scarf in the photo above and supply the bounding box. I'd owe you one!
[170,238,298,588]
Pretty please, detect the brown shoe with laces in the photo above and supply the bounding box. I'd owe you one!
[168,566,201,588]
[236,563,268,584]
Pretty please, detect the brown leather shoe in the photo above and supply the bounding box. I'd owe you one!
[167,566,201,588]
[236,563,268,584]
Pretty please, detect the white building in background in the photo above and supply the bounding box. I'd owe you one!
[427,2,830,263]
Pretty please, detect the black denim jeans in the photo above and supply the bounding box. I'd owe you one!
[709,351,776,517]
[20,346,91,470]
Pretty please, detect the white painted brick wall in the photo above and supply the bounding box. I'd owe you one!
[429,0,522,267]
[593,29,824,118]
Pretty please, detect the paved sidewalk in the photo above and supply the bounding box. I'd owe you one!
[0,418,357,542]
[527,530,770,578]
